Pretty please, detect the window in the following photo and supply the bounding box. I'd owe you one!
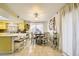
[30,23,43,34]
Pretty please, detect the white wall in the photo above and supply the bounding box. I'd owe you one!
[47,7,76,56]
[43,22,48,32]
[47,12,62,50]
[0,8,18,20]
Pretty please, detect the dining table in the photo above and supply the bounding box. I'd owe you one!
[34,34,45,45]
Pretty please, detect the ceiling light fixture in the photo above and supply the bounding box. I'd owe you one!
[17,16,20,18]
[34,12,38,20]
[34,12,38,18]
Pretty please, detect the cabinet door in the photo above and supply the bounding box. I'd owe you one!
[18,23,25,31]
[0,37,12,53]
[0,23,7,29]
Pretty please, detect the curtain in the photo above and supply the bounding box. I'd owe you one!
[75,3,79,56]
[60,3,79,56]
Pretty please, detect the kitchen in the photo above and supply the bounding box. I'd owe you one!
[0,3,64,56]
[0,16,30,54]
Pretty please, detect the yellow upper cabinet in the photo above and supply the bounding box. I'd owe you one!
[0,20,8,30]
[18,20,30,32]
[18,22,25,31]
[26,24,30,31]
[18,20,26,32]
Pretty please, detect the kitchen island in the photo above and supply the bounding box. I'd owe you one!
[0,33,26,54]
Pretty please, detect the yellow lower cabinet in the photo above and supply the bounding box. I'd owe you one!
[0,37,12,53]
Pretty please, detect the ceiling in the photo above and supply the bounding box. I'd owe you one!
[7,3,65,22]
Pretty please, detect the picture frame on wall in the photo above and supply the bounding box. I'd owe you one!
[49,17,56,30]
[53,17,56,30]
[49,19,53,30]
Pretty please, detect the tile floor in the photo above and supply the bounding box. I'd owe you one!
[8,39,62,56]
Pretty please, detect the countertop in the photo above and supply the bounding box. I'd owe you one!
[0,33,26,36]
